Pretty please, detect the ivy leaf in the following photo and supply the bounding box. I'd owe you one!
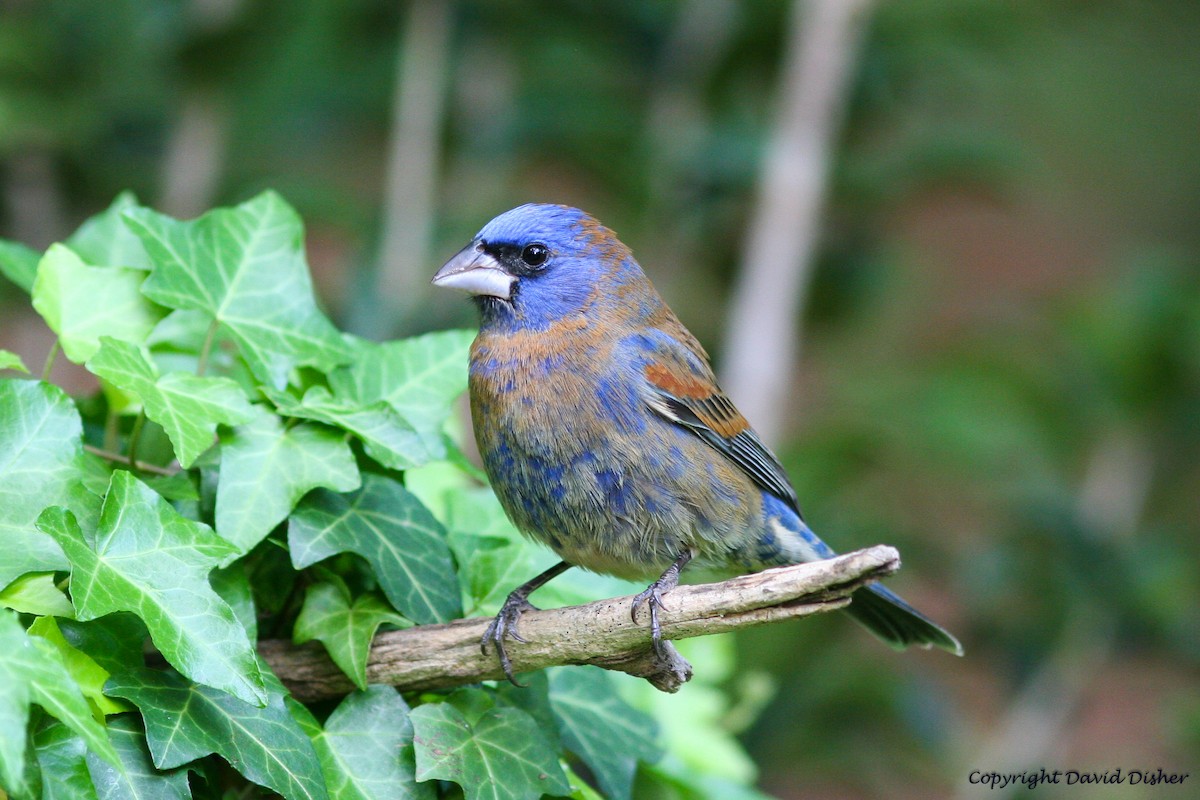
[33,721,99,800]
[106,667,329,800]
[289,474,461,624]
[32,244,167,364]
[440,486,542,615]
[37,470,266,706]
[87,337,255,468]
[293,583,410,691]
[0,237,40,293]
[328,330,474,455]
[124,191,350,389]
[547,668,661,800]
[28,616,130,718]
[294,686,433,800]
[454,537,539,617]
[265,386,440,470]
[57,614,149,676]
[491,672,565,753]
[65,192,153,271]
[410,688,570,800]
[211,562,258,643]
[215,406,360,553]
[0,380,82,589]
[563,764,607,800]
[0,572,74,618]
[85,715,193,800]
[0,609,119,796]
[0,349,29,373]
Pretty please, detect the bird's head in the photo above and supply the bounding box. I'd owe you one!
[432,203,654,332]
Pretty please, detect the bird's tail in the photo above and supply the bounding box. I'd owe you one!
[845,582,963,655]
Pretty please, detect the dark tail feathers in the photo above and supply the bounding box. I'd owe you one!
[845,583,963,655]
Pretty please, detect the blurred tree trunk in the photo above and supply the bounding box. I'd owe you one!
[159,0,241,219]
[159,90,228,219]
[355,0,453,339]
[3,151,67,249]
[719,0,872,445]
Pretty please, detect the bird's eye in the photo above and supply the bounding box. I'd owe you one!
[520,243,549,268]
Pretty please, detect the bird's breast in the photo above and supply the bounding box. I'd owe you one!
[465,324,765,579]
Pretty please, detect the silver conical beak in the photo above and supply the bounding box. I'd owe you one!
[431,242,514,299]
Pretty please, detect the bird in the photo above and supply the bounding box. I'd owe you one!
[432,203,962,683]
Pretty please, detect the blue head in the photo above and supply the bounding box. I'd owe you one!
[432,204,654,332]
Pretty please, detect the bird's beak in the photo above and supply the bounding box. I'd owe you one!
[431,241,514,300]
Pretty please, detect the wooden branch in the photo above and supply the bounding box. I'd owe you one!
[259,545,900,701]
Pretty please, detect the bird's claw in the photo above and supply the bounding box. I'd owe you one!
[630,551,691,659]
[631,581,674,660]
[481,593,538,686]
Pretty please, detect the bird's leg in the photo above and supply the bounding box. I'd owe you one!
[631,549,694,659]
[482,560,572,686]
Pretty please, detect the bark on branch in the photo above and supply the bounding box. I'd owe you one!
[259,545,900,700]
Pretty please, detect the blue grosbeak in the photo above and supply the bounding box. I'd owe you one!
[433,204,961,682]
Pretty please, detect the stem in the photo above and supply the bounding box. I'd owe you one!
[41,341,60,381]
[103,409,119,453]
[126,411,147,469]
[196,320,219,376]
[83,444,177,477]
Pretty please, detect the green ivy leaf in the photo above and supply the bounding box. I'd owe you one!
[0,572,74,618]
[141,471,200,503]
[293,583,410,691]
[0,237,40,293]
[57,615,149,676]
[66,192,153,271]
[86,337,255,468]
[0,609,119,796]
[490,672,567,755]
[410,688,570,800]
[454,537,540,617]
[547,668,661,800]
[0,380,82,589]
[37,470,266,706]
[32,244,168,364]
[265,386,440,470]
[215,406,360,553]
[289,475,461,624]
[562,763,607,800]
[32,719,96,800]
[124,191,350,389]
[328,330,474,455]
[294,686,433,800]
[33,721,99,800]
[28,617,130,718]
[106,667,329,800]
[86,715,193,800]
[0,349,29,373]
[439,486,569,615]
[211,562,258,643]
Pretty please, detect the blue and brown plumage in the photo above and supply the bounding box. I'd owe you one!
[433,203,962,682]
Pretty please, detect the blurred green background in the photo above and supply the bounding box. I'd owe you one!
[2,1,1197,797]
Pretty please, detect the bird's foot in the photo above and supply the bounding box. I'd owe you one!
[479,561,572,688]
[631,581,675,660]
[631,550,692,660]
[481,592,538,687]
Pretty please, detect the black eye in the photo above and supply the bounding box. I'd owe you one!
[520,243,549,268]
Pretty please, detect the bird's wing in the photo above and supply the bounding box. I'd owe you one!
[634,332,803,517]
